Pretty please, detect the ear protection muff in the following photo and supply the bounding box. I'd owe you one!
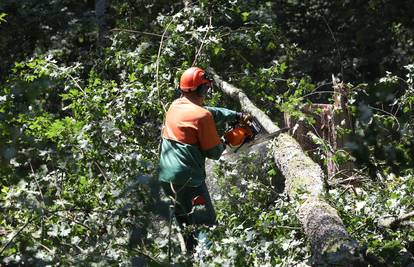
[196,83,211,97]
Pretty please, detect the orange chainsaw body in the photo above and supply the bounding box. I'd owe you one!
[224,126,254,148]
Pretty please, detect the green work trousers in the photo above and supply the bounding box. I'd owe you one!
[161,181,216,251]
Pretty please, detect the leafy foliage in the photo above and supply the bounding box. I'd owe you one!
[329,172,414,266]
[203,153,309,266]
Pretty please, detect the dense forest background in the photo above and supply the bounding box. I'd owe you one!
[0,0,413,266]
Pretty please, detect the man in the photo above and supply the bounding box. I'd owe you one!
[158,67,246,251]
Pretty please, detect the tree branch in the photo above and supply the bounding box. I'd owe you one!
[0,217,32,255]
[378,211,414,229]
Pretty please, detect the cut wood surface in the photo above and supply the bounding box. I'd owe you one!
[208,68,364,265]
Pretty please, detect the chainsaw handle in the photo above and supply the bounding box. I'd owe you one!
[220,136,228,145]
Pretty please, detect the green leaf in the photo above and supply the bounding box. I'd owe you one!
[0,13,7,23]
[46,120,65,139]
[267,169,277,176]
[241,12,249,22]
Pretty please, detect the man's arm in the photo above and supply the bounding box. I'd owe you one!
[204,106,238,126]
[197,111,226,160]
[204,106,242,135]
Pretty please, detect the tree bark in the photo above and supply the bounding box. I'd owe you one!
[208,68,364,266]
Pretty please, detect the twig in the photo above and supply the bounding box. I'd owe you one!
[393,76,411,87]
[0,217,32,255]
[399,211,414,222]
[167,179,193,257]
[156,19,174,113]
[39,243,53,253]
[168,181,177,263]
[321,15,343,78]
[300,90,335,99]
[155,1,196,108]
[329,176,368,186]
[328,168,352,180]
[133,246,163,264]
[63,71,87,97]
[329,167,368,181]
[369,105,401,130]
[110,28,163,38]
[177,231,187,254]
[29,162,45,203]
[29,162,46,241]
[48,62,87,97]
[273,225,301,230]
[218,25,262,38]
[192,16,212,67]
[307,131,334,153]
[235,50,253,66]
[93,160,110,185]
[350,222,368,235]
[65,215,93,232]
[338,185,352,198]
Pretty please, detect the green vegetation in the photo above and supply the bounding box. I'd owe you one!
[0,0,413,266]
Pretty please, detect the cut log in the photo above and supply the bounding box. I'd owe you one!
[208,68,364,265]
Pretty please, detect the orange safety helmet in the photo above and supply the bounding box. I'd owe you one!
[179,67,212,92]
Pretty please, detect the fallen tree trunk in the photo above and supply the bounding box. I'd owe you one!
[208,68,364,266]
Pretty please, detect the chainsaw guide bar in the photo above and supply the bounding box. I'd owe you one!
[247,127,288,146]
[233,127,290,153]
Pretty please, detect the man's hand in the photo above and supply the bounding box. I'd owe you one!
[236,112,253,124]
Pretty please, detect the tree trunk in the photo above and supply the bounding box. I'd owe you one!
[95,0,110,46]
[208,68,364,266]
[283,77,355,180]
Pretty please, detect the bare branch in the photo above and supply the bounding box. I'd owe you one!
[192,16,213,67]
[110,28,163,38]
[369,105,401,130]
[156,20,174,113]
[0,217,32,255]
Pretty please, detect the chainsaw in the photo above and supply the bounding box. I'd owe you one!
[223,116,289,153]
